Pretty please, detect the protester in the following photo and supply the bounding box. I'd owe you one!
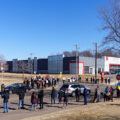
[75,87,80,102]
[2,90,9,113]
[97,78,100,84]
[93,87,98,103]
[63,90,68,108]
[37,80,40,89]
[94,85,101,102]
[116,83,120,98]
[104,86,110,101]
[93,77,95,83]
[86,77,88,83]
[105,78,107,84]
[108,77,111,84]
[31,77,34,89]
[27,80,30,88]
[18,88,25,109]
[31,92,37,111]
[101,78,103,83]
[51,87,56,104]
[58,90,63,104]
[109,86,114,102]
[78,76,81,82]
[91,77,93,84]
[38,88,44,109]
[84,88,88,105]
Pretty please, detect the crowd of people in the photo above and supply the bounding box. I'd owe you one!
[24,76,60,90]
[0,75,119,114]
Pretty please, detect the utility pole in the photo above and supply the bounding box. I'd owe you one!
[30,53,33,77]
[75,44,79,80]
[95,43,98,79]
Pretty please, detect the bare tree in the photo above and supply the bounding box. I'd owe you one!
[0,55,7,72]
[99,0,120,51]
[18,61,28,79]
[0,55,7,84]
[79,50,93,57]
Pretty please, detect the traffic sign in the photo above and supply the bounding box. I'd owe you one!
[116,75,120,80]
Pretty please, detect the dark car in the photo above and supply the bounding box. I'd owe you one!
[4,83,31,94]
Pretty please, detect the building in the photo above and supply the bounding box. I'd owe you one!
[48,55,63,74]
[6,55,120,75]
[12,59,18,73]
[37,58,48,74]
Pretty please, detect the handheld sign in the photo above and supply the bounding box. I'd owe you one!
[116,75,120,80]
[101,72,104,79]
[60,72,62,77]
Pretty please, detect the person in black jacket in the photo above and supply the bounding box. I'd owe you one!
[51,87,56,104]
[31,77,34,89]
[58,90,63,104]
[18,88,25,109]
[63,90,68,108]
[38,88,44,109]
[75,87,80,102]
[84,88,88,105]
[2,90,9,113]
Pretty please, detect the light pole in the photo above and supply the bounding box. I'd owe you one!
[75,44,79,80]
[94,43,98,79]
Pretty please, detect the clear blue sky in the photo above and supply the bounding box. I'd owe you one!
[0,0,109,60]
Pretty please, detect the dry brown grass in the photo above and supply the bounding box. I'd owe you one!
[22,99,120,120]
[0,73,115,91]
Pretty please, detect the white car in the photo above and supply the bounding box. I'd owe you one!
[68,78,76,83]
[60,83,91,97]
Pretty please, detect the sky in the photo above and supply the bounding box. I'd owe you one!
[0,0,109,60]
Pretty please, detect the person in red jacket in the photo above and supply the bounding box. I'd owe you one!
[31,92,37,111]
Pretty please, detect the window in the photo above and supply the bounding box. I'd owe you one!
[80,85,85,88]
[98,68,101,73]
[84,66,89,74]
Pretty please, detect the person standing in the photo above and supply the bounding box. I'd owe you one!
[104,86,110,101]
[75,87,80,102]
[27,80,30,88]
[91,77,93,84]
[101,78,103,83]
[31,92,37,111]
[84,88,88,105]
[63,90,68,108]
[110,86,114,102]
[51,87,56,104]
[108,77,111,84]
[31,77,34,89]
[105,78,107,84]
[86,77,88,83]
[38,88,44,109]
[94,86,101,102]
[58,90,63,104]
[78,76,81,82]
[18,89,25,109]
[93,77,95,84]
[2,90,9,113]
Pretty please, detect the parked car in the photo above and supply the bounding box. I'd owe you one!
[60,83,91,97]
[4,83,31,94]
[110,71,116,74]
[67,78,76,83]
